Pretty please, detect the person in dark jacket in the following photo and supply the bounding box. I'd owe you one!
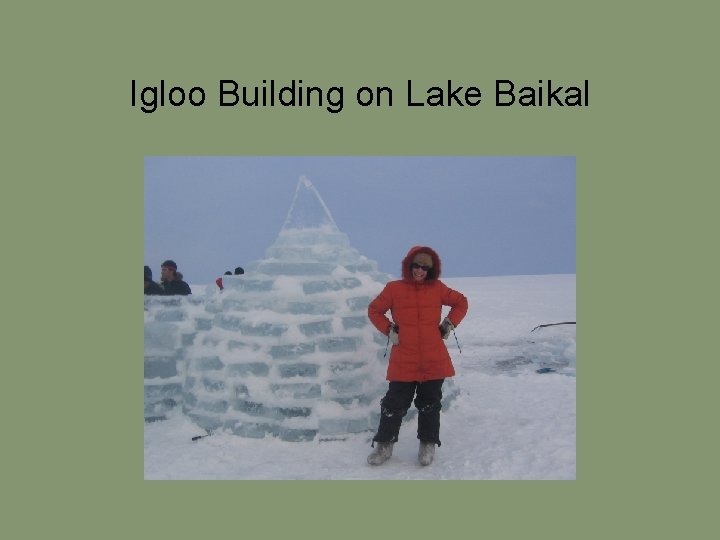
[160,260,192,295]
[366,246,468,466]
[144,265,164,295]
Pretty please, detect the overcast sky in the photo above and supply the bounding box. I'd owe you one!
[144,156,575,284]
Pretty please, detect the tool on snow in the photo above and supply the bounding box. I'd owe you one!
[530,321,576,333]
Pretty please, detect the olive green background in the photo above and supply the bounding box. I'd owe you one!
[3,1,716,538]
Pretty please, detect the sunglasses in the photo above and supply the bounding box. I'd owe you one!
[410,262,432,272]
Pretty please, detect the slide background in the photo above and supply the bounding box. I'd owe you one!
[3,2,715,538]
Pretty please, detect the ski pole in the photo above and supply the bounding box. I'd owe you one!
[452,329,462,354]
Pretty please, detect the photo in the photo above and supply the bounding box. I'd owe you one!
[144,156,576,479]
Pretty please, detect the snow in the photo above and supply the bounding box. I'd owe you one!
[145,274,576,480]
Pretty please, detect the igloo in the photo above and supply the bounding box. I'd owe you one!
[144,176,458,441]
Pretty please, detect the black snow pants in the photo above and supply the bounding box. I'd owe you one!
[372,379,444,447]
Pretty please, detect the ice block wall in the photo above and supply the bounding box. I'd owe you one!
[144,177,390,440]
[143,176,459,441]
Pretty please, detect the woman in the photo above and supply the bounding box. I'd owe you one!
[367,246,468,466]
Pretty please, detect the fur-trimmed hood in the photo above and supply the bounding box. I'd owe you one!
[401,245,442,282]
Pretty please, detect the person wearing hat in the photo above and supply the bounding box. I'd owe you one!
[159,260,192,295]
[144,265,164,295]
[366,246,468,466]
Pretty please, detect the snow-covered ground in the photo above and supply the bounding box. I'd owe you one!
[144,274,575,480]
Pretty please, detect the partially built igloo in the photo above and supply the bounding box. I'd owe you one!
[144,176,458,441]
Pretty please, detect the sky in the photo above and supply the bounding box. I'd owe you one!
[144,156,575,283]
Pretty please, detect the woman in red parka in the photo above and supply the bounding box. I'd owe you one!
[366,246,468,466]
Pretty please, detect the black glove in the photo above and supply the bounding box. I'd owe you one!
[439,317,454,340]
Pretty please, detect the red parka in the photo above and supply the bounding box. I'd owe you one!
[368,246,469,382]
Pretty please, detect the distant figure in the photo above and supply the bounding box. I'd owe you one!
[217,267,244,290]
[216,270,232,291]
[366,246,468,467]
[160,260,192,295]
[144,265,164,295]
